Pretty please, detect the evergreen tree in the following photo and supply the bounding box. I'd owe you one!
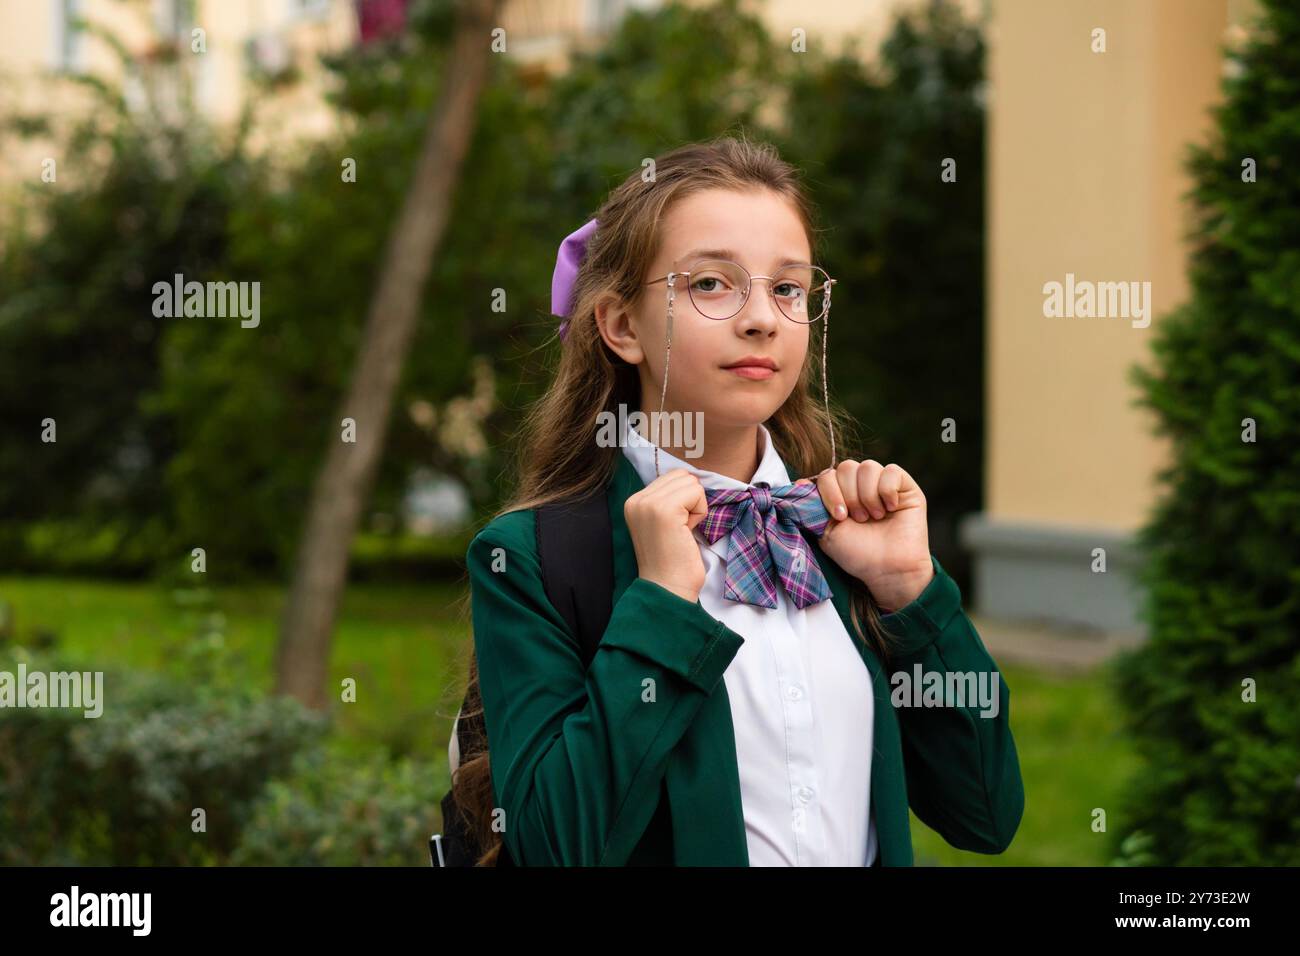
[1114,0,1300,865]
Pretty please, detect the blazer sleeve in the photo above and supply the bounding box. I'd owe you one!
[466,511,745,866]
[880,554,1025,854]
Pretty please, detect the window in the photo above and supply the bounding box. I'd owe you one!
[288,0,332,20]
[52,0,85,72]
[153,0,195,39]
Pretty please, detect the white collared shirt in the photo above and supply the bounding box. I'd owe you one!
[621,420,878,866]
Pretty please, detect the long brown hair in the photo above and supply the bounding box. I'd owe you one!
[450,132,897,865]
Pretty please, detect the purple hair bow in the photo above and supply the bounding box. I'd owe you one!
[551,217,599,341]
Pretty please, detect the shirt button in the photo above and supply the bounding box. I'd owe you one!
[786,684,803,701]
[798,787,815,803]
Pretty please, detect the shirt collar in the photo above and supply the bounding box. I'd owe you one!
[621,416,791,561]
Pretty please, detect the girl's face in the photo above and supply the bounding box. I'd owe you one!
[599,187,813,433]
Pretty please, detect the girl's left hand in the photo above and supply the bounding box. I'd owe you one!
[797,459,934,611]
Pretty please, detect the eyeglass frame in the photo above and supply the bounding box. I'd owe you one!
[642,258,837,323]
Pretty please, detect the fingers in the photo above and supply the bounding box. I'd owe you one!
[878,463,905,512]
[641,468,696,498]
[683,477,708,530]
[837,460,867,522]
[815,468,847,520]
[855,460,886,520]
[814,460,897,522]
[639,468,708,529]
[646,464,913,534]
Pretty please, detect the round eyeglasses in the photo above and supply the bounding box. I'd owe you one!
[643,258,836,323]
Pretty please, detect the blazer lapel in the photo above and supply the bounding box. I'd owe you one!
[606,454,750,866]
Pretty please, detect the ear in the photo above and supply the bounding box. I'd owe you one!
[595,293,646,366]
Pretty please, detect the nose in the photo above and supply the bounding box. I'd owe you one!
[733,280,781,336]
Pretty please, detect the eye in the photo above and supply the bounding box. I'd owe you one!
[774,281,805,299]
[691,275,730,294]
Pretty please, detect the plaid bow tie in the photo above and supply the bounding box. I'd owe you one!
[699,482,833,610]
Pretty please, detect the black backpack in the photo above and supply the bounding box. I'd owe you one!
[430,489,615,867]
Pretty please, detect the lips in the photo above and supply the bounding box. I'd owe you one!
[726,365,775,380]
[721,356,778,372]
[722,356,778,381]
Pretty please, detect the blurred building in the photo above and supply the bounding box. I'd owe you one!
[0,1,979,164]
[0,0,1263,637]
[0,0,356,170]
[968,0,1262,636]
[502,0,984,81]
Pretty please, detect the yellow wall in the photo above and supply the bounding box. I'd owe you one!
[986,0,1252,533]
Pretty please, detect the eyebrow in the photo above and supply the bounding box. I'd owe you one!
[673,248,812,270]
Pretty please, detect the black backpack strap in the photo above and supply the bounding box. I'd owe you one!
[436,487,615,867]
[534,487,615,668]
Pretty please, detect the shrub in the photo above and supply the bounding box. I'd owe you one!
[1112,0,1300,865]
[0,647,327,865]
[231,748,445,866]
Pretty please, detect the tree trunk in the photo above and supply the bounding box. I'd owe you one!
[275,0,504,709]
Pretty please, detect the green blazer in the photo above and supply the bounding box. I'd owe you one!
[466,453,1024,866]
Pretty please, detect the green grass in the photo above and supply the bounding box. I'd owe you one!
[0,574,474,763]
[909,661,1141,866]
[0,575,1139,865]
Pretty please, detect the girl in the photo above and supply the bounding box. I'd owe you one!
[454,134,1023,866]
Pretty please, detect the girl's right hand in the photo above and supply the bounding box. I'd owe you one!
[624,468,708,604]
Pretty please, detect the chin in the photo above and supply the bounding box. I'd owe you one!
[700,402,785,431]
